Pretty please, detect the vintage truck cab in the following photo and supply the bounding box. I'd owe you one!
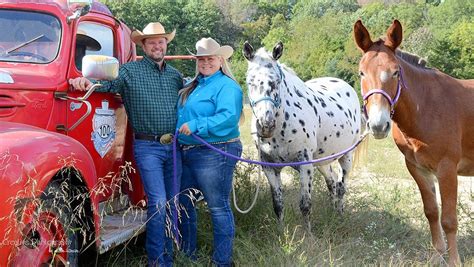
[0,0,150,265]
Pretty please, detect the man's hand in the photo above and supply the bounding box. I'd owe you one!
[179,123,192,135]
[69,77,93,91]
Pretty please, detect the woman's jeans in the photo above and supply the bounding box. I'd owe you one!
[133,139,182,267]
[179,140,242,267]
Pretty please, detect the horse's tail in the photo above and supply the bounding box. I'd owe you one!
[352,135,368,170]
[352,113,369,170]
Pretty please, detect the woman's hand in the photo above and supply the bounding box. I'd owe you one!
[179,123,192,135]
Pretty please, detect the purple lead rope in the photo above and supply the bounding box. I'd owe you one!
[189,133,366,167]
[172,130,179,247]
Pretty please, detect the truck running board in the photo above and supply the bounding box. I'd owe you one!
[98,196,147,254]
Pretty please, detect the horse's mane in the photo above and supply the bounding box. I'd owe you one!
[254,48,297,75]
[396,50,428,68]
[374,38,428,69]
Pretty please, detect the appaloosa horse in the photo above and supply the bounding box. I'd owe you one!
[354,19,474,266]
[243,41,362,231]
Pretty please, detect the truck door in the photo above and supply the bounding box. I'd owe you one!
[67,20,128,202]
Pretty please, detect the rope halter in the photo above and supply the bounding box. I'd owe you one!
[361,66,407,118]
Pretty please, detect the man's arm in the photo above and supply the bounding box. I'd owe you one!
[68,66,128,94]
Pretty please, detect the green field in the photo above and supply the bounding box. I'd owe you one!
[97,107,473,266]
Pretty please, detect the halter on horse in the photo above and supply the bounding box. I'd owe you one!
[354,19,474,266]
[243,41,362,231]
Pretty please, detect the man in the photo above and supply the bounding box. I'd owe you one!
[69,22,183,267]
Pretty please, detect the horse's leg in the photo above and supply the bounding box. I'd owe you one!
[336,151,354,213]
[405,161,446,259]
[295,164,314,232]
[316,164,338,212]
[262,166,284,224]
[436,160,460,266]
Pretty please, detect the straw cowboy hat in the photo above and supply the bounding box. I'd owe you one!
[131,22,176,45]
[77,29,101,51]
[190,37,233,59]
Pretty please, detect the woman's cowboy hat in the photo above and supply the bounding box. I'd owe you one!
[76,29,101,51]
[131,22,176,44]
[190,37,233,59]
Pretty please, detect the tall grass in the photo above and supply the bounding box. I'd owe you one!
[98,107,473,266]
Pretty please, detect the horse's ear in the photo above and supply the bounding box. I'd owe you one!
[384,19,403,51]
[353,20,373,53]
[272,41,283,61]
[243,41,255,61]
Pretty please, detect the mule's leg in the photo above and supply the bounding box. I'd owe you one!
[262,166,284,224]
[316,164,339,213]
[405,161,446,258]
[336,151,354,213]
[436,160,460,266]
[295,164,314,232]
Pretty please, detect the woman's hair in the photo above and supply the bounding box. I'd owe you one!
[179,56,236,105]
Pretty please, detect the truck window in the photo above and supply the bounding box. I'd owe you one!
[75,22,114,71]
[0,10,61,64]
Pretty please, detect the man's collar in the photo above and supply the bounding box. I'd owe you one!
[143,55,167,71]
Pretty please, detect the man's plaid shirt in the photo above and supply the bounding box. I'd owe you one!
[97,56,183,136]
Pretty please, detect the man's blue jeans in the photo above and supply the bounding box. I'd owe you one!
[133,139,182,267]
[179,140,242,267]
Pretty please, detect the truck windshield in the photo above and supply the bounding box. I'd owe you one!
[0,10,61,64]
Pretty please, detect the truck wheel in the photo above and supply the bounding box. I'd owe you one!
[12,181,79,266]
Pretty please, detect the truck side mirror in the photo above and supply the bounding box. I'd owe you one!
[82,55,119,81]
[67,0,93,23]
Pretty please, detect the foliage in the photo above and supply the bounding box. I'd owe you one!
[103,0,472,83]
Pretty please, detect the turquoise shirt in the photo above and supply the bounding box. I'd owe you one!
[177,70,243,145]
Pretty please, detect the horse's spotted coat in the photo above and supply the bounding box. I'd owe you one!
[244,42,361,230]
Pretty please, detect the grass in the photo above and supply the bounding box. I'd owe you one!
[96,107,473,266]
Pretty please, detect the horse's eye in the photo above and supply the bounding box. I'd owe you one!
[359,71,365,77]
[393,70,399,77]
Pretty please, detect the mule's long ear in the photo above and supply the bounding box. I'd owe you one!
[243,41,255,61]
[384,19,403,51]
[272,41,283,61]
[354,20,373,53]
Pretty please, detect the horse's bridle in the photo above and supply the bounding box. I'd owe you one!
[248,64,284,111]
[361,66,407,118]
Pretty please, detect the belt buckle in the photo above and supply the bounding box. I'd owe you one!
[159,133,173,145]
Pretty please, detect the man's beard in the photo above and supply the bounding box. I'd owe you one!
[147,50,164,63]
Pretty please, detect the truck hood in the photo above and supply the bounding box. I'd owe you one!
[0,64,64,90]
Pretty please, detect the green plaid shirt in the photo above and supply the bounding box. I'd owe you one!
[97,56,183,135]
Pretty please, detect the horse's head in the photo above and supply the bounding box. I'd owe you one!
[354,19,403,139]
[243,41,284,138]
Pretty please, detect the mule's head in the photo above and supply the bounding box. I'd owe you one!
[354,19,403,139]
[243,41,284,138]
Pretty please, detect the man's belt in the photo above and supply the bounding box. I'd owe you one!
[134,133,173,145]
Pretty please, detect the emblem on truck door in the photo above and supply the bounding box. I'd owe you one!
[91,100,116,157]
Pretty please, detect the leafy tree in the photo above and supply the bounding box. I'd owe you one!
[292,0,359,18]
[428,20,474,78]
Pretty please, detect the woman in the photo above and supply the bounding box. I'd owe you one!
[177,37,243,266]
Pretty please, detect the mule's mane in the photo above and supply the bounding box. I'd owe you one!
[373,38,428,69]
[396,50,428,68]
[254,48,297,75]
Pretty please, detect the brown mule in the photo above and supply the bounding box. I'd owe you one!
[354,19,474,266]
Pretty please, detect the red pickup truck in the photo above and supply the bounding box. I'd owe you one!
[0,0,162,265]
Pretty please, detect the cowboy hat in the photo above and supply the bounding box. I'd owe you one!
[131,22,176,45]
[76,29,101,51]
[190,37,233,59]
